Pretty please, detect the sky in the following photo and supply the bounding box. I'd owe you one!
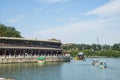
[0,0,120,45]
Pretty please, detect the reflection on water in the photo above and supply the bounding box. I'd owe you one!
[0,62,63,80]
[0,58,120,80]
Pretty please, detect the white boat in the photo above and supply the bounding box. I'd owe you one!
[99,61,107,69]
[92,59,99,65]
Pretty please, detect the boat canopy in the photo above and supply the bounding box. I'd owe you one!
[38,56,46,60]
[78,52,84,55]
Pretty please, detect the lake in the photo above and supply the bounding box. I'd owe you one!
[0,58,120,80]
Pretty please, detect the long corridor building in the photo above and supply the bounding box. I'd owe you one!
[0,37,68,63]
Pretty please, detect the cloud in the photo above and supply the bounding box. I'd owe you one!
[37,0,70,3]
[31,17,120,44]
[26,0,120,44]
[69,17,78,21]
[85,0,120,17]
[7,15,24,23]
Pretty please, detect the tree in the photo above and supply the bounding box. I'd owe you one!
[0,23,22,37]
[102,45,111,50]
[112,43,120,51]
[62,43,120,58]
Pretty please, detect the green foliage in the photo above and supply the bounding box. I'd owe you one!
[70,50,79,57]
[84,50,120,58]
[62,43,120,58]
[0,23,22,37]
[102,45,111,50]
[112,43,120,51]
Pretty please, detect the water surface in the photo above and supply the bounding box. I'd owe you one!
[0,58,120,80]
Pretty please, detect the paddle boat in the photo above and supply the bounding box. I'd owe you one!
[74,52,85,60]
[99,61,107,69]
[37,56,46,64]
[92,59,99,65]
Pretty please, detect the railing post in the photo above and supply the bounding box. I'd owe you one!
[14,50,16,58]
[4,50,7,58]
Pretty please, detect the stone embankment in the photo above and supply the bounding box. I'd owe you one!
[0,56,70,63]
[0,78,15,80]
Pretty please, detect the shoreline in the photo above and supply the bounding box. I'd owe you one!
[85,56,120,58]
[0,78,15,80]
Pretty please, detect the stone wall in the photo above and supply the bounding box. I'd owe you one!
[0,56,70,63]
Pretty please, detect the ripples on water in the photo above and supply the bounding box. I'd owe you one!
[0,58,120,80]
